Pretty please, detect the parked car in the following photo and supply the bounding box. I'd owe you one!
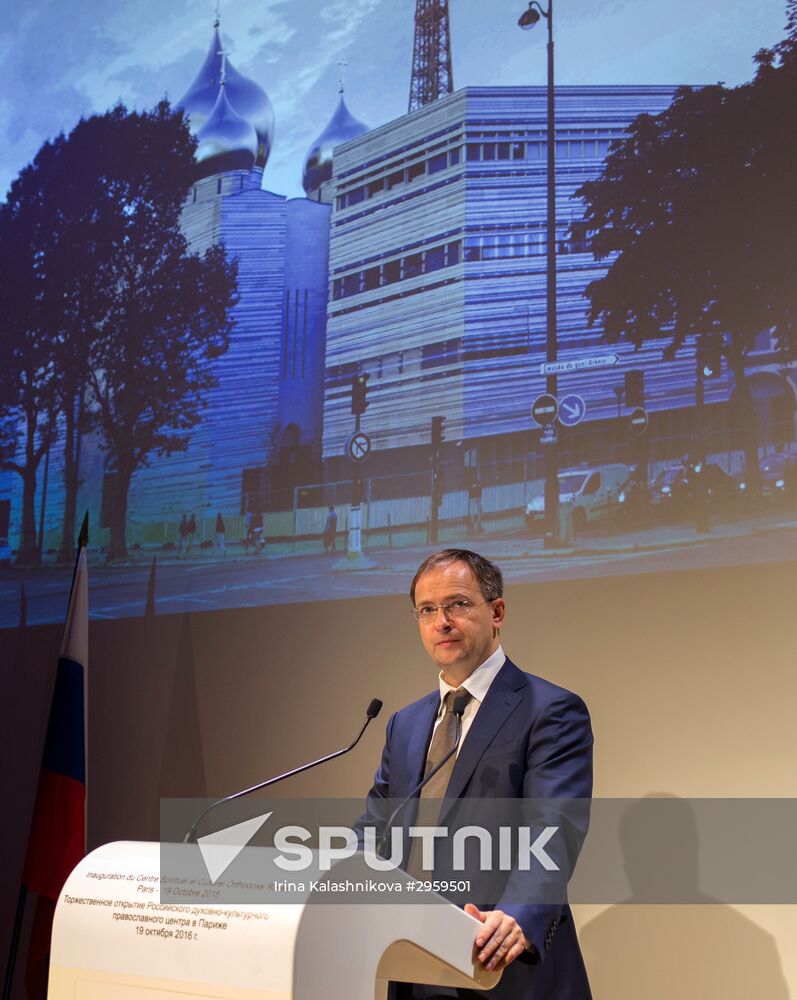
[650,461,738,519]
[525,463,632,533]
[739,449,797,501]
[648,466,686,513]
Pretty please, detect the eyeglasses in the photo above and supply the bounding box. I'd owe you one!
[411,599,492,624]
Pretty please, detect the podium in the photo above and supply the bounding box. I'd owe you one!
[49,842,502,1000]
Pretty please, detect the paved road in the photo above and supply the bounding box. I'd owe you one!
[2,511,795,627]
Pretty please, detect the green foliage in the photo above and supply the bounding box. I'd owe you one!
[577,17,797,364]
[0,101,238,562]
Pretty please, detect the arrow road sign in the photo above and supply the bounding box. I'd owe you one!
[531,393,559,426]
[629,407,649,436]
[558,393,586,428]
[346,431,372,462]
[540,354,620,376]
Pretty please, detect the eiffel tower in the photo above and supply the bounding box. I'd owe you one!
[408,0,454,113]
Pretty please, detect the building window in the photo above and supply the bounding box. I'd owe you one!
[387,169,404,190]
[383,258,401,284]
[364,266,381,291]
[404,347,422,374]
[403,253,422,279]
[446,241,461,266]
[424,245,445,273]
[481,235,498,260]
[428,152,448,174]
[466,144,481,162]
[464,237,481,262]
[449,147,461,166]
[342,272,362,297]
[407,160,426,182]
[367,178,385,198]
[382,352,402,378]
[511,142,525,160]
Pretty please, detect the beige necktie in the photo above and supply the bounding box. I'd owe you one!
[406,688,473,878]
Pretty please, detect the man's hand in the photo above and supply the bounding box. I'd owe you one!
[465,903,530,972]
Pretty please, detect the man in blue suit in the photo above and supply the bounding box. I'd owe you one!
[361,549,593,999]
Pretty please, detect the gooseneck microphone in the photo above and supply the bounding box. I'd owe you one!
[377,688,470,859]
[182,698,383,844]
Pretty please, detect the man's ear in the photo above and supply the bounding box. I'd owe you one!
[491,598,506,631]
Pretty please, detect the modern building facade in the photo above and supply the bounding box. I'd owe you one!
[321,85,778,490]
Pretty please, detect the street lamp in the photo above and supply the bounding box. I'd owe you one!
[519,0,559,546]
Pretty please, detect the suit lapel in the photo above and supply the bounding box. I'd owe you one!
[404,692,440,791]
[439,659,524,822]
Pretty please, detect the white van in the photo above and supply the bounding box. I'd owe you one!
[525,464,632,532]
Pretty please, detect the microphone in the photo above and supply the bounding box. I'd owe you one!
[182,698,383,843]
[377,688,470,859]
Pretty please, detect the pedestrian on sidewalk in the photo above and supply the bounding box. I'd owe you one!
[215,512,226,555]
[251,509,265,554]
[468,477,484,534]
[177,514,188,559]
[187,512,198,556]
[323,504,338,554]
[244,505,253,553]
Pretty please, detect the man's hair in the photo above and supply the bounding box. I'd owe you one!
[410,549,504,604]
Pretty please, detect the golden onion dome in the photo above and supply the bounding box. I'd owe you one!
[178,19,275,170]
[302,93,368,196]
[194,84,259,180]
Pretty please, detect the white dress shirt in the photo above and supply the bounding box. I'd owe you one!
[431,644,506,754]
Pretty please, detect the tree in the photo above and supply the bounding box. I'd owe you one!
[576,6,797,489]
[0,102,237,564]
[0,177,61,566]
[74,104,238,561]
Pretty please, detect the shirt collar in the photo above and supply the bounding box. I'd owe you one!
[437,645,506,709]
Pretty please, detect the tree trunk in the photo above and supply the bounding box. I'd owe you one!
[15,407,42,566]
[731,356,761,495]
[107,461,134,562]
[16,465,40,566]
[57,394,82,564]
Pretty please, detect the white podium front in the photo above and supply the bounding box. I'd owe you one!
[49,842,502,1000]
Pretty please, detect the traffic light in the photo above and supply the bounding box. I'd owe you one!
[625,369,644,409]
[431,415,445,447]
[351,373,369,415]
[697,334,723,379]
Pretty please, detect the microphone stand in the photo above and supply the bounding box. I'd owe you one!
[183,699,382,844]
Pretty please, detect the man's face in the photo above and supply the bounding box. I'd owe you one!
[413,560,505,683]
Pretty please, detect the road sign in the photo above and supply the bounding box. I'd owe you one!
[345,431,372,462]
[540,424,558,446]
[629,407,649,436]
[531,393,558,426]
[539,354,619,376]
[558,393,586,427]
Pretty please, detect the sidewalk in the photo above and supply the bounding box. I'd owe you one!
[483,510,797,561]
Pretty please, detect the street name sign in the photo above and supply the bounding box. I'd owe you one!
[539,354,619,376]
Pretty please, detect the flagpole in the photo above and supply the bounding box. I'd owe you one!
[2,513,89,1000]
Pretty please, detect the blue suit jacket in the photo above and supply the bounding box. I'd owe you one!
[361,657,593,1000]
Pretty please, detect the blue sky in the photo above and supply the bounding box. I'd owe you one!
[0,0,787,200]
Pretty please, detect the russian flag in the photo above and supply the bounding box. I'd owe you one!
[21,545,88,997]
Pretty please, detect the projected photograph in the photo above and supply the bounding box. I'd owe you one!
[0,0,794,625]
